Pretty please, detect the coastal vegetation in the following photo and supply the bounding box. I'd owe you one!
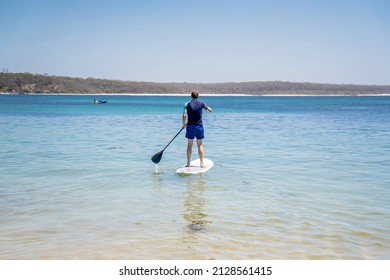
[1,72,390,95]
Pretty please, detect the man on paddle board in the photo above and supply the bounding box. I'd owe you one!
[182,90,212,167]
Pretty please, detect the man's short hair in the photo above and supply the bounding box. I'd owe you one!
[191,90,199,99]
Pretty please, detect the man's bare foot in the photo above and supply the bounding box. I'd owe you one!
[200,163,205,168]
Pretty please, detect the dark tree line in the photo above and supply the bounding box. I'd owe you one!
[1,72,390,95]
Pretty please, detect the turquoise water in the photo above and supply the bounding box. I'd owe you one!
[1,94,389,259]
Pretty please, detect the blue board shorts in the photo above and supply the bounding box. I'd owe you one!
[186,125,204,139]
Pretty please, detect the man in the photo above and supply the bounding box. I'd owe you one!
[182,90,212,167]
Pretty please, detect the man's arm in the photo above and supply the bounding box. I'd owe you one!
[203,102,212,112]
[182,103,188,128]
[182,113,187,128]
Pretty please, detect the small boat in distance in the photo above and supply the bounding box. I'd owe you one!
[93,99,107,104]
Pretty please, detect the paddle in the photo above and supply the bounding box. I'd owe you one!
[151,127,184,164]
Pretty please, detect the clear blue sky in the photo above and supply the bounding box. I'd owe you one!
[1,0,389,84]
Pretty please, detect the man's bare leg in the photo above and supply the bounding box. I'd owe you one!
[197,139,205,167]
[186,139,193,167]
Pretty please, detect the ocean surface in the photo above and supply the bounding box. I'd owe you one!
[0,94,389,259]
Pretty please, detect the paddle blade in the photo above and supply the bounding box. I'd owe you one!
[151,150,163,164]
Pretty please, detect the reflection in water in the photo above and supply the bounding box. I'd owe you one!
[182,175,212,244]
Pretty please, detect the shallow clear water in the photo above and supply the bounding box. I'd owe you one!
[0,94,389,259]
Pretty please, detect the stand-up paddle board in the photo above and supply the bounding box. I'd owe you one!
[176,158,214,175]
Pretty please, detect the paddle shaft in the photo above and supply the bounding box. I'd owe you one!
[151,127,185,164]
[161,127,184,152]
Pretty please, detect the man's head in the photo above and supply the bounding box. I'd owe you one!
[191,90,199,99]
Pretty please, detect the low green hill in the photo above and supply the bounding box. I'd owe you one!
[1,72,389,95]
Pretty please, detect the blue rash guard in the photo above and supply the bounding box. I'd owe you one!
[183,99,209,125]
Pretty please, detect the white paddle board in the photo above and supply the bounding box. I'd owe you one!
[176,158,214,175]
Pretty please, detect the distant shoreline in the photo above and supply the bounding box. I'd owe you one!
[2,72,390,96]
[2,92,390,97]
